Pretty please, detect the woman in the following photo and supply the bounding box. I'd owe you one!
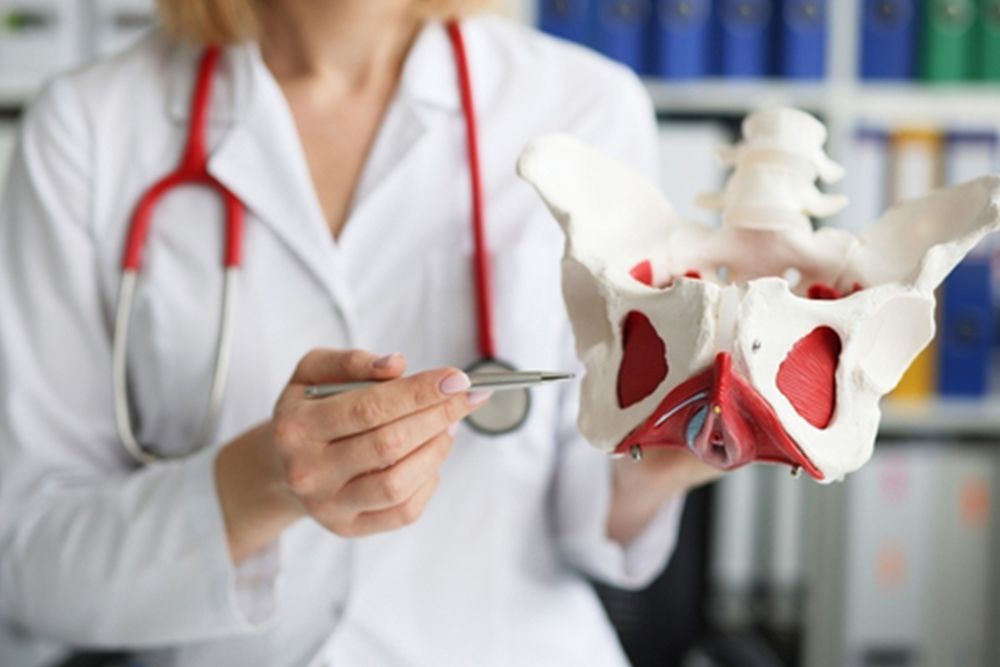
[0,1,719,664]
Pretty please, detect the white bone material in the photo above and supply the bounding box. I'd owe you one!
[517,108,1000,482]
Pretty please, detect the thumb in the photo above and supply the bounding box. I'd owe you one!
[290,349,406,386]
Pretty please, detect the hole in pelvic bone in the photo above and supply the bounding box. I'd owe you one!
[617,311,669,408]
[633,261,706,290]
[629,260,654,286]
[783,267,802,288]
[807,282,841,300]
[664,270,705,289]
[806,282,865,300]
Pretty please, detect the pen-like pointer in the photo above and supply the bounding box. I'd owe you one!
[305,370,575,399]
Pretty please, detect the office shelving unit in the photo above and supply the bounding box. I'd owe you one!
[618,3,1000,667]
[637,0,1000,446]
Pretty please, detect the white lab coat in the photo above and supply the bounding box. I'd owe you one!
[0,16,683,667]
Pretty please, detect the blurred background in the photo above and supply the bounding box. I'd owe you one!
[1,1,1000,666]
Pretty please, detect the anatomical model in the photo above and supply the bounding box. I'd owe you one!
[517,108,1000,482]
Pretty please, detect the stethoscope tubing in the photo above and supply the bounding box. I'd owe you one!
[115,22,510,464]
[113,46,245,463]
[113,268,240,463]
[446,22,496,361]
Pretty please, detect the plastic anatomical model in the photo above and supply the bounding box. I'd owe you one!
[517,108,1000,482]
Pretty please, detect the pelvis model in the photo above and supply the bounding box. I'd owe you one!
[518,108,1000,482]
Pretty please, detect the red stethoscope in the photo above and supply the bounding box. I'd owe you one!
[113,22,528,464]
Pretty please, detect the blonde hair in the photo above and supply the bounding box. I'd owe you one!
[156,0,496,45]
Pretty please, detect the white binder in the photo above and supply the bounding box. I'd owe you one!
[709,465,762,628]
[945,130,998,257]
[658,120,732,228]
[840,446,994,667]
[0,0,86,95]
[837,127,888,234]
[87,0,155,58]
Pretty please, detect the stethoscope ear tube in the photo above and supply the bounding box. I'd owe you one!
[113,268,240,463]
[113,271,155,464]
[114,45,246,465]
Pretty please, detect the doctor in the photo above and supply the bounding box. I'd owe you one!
[0,0,720,665]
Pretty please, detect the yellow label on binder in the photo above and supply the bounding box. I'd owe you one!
[892,339,938,399]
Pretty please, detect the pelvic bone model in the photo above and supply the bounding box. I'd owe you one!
[518,108,1000,482]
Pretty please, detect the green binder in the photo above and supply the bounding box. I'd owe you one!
[978,0,1000,79]
[922,0,978,81]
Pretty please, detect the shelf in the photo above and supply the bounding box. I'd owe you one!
[0,84,37,110]
[644,78,831,116]
[846,83,1000,124]
[879,398,1000,439]
[645,79,1000,124]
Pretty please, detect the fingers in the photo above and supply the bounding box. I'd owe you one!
[305,367,473,441]
[290,349,406,387]
[348,472,440,536]
[337,429,455,512]
[331,392,487,476]
[273,348,491,541]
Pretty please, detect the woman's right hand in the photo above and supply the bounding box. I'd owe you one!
[216,349,491,563]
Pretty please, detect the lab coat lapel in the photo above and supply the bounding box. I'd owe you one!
[337,21,470,281]
[337,22,459,255]
[202,45,362,341]
[338,98,426,254]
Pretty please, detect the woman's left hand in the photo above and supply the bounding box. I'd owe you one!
[607,448,724,546]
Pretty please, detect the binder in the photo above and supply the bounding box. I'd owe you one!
[762,467,806,631]
[0,0,86,92]
[938,259,995,397]
[777,0,827,79]
[945,130,998,186]
[887,129,944,400]
[650,0,714,79]
[718,0,775,77]
[657,119,732,225]
[842,448,995,665]
[708,466,761,628]
[979,0,1000,80]
[842,449,936,666]
[539,0,590,44]
[836,128,888,234]
[591,0,652,72]
[921,0,977,81]
[88,0,156,58]
[923,451,993,667]
[945,130,998,255]
[860,0,919,80]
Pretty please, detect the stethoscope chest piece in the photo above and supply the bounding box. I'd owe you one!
[464,358,531,436]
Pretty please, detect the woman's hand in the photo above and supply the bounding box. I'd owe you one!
[216,349,490,563]
[607,448,724,546]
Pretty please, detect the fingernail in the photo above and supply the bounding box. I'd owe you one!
[447,422,459,438]
[373,353,399,369]
[439,372,471,395]
[467,390,493,405]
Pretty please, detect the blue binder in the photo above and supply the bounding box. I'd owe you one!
[592,0,653,72]
[939,259,996,397]
[650,0,715,79]
[777,0,826,79]
[719,0,775,78]
[539,0,590,44]
[860,0,918,80]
